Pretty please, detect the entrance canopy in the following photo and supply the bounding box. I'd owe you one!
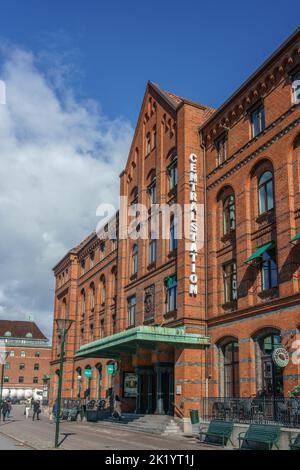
[75,325,210,359]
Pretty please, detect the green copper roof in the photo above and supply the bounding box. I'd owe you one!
[75,325,210,359]
[290,232,300,243]
[243,241,274,265]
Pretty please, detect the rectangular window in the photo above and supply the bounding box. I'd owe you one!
[152,126,157,149]
[19,363,25,370]
[165,276,177,313]
[9,351,14,357]
[292,70,300,104]
[223,261,237,303]
[20,351,26,357]
[4,377,9,383]
[261,248,278,291]
[149,237,157,264]
[4,363,10,369]
[34,363,40,371]
[33,377,38,384]
[127,295,136,327]
[170,216,178,252]
[19,376,24,383]
[251,104,265,137]
[35,352,40,358]
[216,134,227,165]
[146,133,151,155]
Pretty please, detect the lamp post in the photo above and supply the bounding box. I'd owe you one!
[0,349,9,422]
[54,318,73,448]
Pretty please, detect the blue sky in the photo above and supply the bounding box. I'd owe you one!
[0,0,298,123]
[0,1,298,336]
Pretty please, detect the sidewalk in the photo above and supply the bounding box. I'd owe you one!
[0,405,213,450]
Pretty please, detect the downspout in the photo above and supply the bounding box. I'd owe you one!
[199,129,209,405]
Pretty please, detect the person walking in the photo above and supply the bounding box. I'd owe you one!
[1,400,9,422]
[51,400,58,421]
[25,397,31,419]
[32,400,41,421]
[113,395,122,420]
[6,400,12,418]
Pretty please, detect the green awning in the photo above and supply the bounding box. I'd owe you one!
[243,241,274,265]
[75,325,210,359]
[290,232,300,243]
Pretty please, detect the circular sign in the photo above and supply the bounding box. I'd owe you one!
[272,347,289,368]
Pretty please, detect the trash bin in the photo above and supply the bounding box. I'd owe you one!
[189,409,199,424]
[86,410,98,422]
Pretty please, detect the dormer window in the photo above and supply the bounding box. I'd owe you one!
[4,331,12,337]
[25,332,33,338]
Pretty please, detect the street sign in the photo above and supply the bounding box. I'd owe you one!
[84,369,92,378]
[107,364,116,374]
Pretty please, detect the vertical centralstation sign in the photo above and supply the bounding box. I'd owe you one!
[189,153,198,296]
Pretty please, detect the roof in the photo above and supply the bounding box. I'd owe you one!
[199,27,300,131]
[0,320,48,341]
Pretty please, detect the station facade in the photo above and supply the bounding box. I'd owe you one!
[50,29,300,420]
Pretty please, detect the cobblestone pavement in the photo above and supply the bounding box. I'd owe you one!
[0,405,216,451]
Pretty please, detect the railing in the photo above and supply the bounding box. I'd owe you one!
[200,397,300,428]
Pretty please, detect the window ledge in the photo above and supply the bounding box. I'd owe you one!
[256,209,275,225]
[167,186,177,199]
[168,249,177,259]
[258,287,278,300]
[222,300,237,312]
[221,230,236,244]
[147,262,156,270]
[143,318,154,325]
[164,309,177,319]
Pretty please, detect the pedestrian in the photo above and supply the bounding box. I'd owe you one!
[52,400,58,421]
[25,397,31,419]
[1,400,9,422]
[113,395,122,420]
[32,400,41,421]
[6,400,12,418]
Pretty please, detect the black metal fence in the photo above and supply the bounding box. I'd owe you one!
[200,397,300,428]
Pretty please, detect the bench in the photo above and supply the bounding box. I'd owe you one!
[238,424,280,450]
[290,434,300,450]
[199,420,234,446]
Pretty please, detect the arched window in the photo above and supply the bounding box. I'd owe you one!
[111,267,117,300]
[258,171,274,214]
[4,331,11,337]
[132,244,138,275]
[253,329,283,398]
[223,195,235,235]
[80,289,86,317]
[148,172,156,205]
[90,283,95,311]
[168,156,178,190]
[219,340,240,398]
[100,276,106,305]
[146,132,151,155]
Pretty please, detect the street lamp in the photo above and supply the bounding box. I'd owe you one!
[54,318,73,449]
[0,349,9,422]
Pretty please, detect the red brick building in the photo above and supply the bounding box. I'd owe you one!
[50,29,300,424]
[0,320,51,401]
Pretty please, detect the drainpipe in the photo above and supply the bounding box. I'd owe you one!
[199,128,209,408]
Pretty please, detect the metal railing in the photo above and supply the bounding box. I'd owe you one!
[200,397,300,428]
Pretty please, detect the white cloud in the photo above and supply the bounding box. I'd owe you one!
[0,45,133,340]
